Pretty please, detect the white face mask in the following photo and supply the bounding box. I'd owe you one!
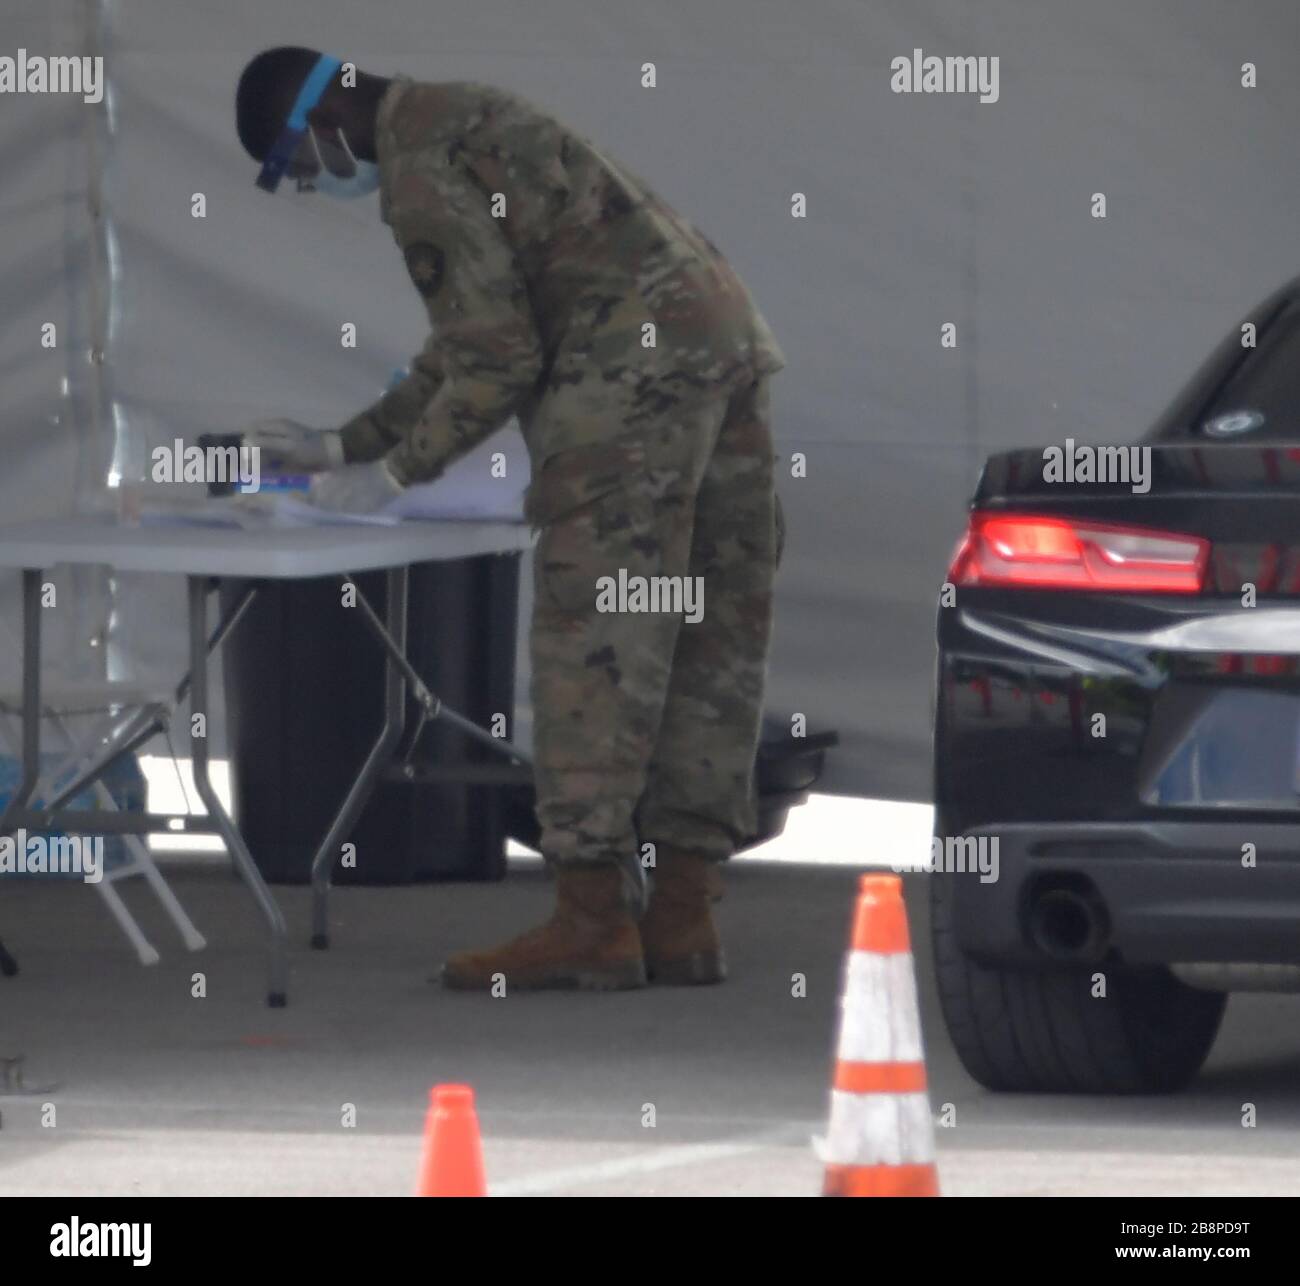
[304,125,380,199]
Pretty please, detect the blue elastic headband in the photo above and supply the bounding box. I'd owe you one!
[286,54,342,129]
[255,54,344,193]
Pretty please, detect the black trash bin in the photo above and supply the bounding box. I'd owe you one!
[220,553,521,886]
[498,713,838,856]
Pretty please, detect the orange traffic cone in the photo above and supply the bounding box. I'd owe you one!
[818,874,939,1196]
[415,1084,487,1196]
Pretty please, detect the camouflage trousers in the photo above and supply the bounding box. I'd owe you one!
[527,372,778,868]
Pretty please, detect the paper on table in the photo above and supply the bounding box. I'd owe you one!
[137,425,529,528]
[382,430,528,522]
[254,495,401,527]
[138,494,400,529]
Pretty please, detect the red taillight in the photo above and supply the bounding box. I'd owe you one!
[948,512,1209,593]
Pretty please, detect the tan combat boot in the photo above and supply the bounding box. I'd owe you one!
[639,846,727,985]
[440,864,647,991]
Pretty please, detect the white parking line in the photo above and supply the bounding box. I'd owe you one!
[490,1127,808,1196]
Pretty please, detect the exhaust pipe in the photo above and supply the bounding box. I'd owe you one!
[1028,885,1110,962]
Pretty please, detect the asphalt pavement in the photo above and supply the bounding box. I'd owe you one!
[1,855,1298,1196]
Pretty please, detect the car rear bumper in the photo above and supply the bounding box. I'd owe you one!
[948,820,1300,966]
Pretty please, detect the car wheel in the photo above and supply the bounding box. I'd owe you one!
[930,871,1226,1093]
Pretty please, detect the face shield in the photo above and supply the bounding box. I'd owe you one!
[254,54,380,198]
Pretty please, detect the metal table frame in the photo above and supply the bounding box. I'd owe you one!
[0,562,529,1007]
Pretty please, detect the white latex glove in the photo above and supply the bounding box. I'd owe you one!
[308,459,405,514]
[243,418,345,473]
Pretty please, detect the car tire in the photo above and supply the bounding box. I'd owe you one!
[930,871,1227,1093]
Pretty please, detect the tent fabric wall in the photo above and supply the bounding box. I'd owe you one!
[5,0,1299,797]
[0,0,115,685]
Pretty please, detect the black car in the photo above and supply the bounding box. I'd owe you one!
[932,278,1300,1093]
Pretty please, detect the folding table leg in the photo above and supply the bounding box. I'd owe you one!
[187,575,289,1006]
[0,570,44,978]
[309,567,408,949]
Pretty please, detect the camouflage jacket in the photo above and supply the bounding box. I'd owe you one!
[338,78,785,488]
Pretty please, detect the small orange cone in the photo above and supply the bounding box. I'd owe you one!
[817,874,940,1197]
[415,1084,487,1196]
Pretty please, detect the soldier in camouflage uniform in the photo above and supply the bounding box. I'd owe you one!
[236,48,785,990]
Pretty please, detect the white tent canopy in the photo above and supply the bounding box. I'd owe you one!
[4,0,1297,798]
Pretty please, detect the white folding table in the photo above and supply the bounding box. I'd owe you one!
[0,515,533,1006]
